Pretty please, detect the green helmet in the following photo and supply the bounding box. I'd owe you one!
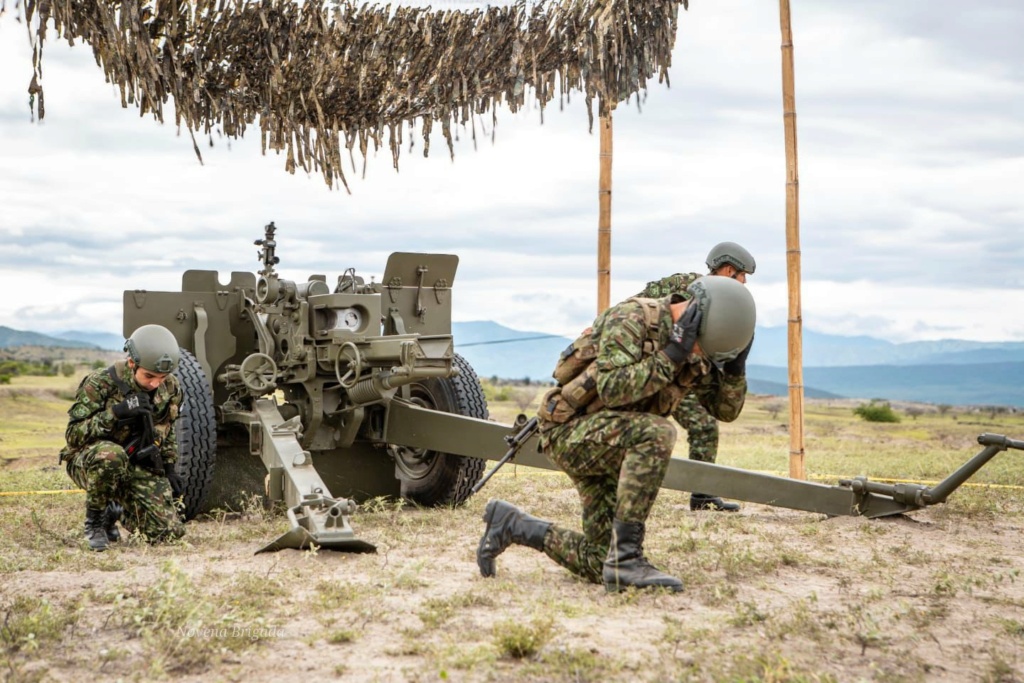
[705,242,756,275]
[687,276,756,364]
[124,324,180,374]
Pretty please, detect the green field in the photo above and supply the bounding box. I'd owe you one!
[3,376,1024,682]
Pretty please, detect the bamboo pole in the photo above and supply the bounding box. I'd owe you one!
[779,0,806,480]
[597,112,613,313]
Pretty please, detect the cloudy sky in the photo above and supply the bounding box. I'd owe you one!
[1,0,1021,345]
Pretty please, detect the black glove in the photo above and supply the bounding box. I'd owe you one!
[129,443,163,473]
[111,392,153,421]
[723,334,754,377]
[663,303,702,365]
[164,462,185,500]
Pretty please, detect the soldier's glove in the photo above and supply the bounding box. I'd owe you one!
[164,462,185,500]
[663,303,703,365]
[723,334,754,377]
[129,443,163,473]
[111,392,153,421]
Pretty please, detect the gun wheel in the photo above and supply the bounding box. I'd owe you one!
[392,353,488,507]
[172,348,217,521]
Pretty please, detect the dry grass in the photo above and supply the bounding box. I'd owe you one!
[2,378,1024,681]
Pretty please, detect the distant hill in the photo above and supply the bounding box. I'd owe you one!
[749,327,1024,367]
[747,363,1024,408]
[0,326,99,350]
[453,321,570,383]
[55,330,125,351]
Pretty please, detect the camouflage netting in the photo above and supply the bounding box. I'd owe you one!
[2,0,686,190]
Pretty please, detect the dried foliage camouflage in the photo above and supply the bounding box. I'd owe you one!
[2,0,686,189]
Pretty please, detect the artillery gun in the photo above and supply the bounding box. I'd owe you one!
[124,221,495,551]
[125,222,1023,553]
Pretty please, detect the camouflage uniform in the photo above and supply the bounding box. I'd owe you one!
[59,361,184,541]
[636,272,720,464]
[537,296,746,583]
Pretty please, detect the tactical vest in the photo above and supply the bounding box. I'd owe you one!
[538,297,663,426]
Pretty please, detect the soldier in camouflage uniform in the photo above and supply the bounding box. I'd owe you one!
[635,241,756,512]
[477,276,755,593]
[60,324,186,551]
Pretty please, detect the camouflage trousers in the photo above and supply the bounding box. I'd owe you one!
[64,441,184,542]
[673,391,719,463]
[538,411,676,584]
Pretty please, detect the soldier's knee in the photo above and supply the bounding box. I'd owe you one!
[94,443,129,467]
[649,418,677,454]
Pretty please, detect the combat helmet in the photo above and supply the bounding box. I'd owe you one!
[705,242,756,275]
[686,276,756,364]
[124,324,179,374]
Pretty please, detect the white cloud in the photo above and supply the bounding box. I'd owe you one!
[0,1,1022,345]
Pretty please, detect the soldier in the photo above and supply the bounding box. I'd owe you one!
[60,324,186,551]
[636,241,756,512]
[478,276,755,592]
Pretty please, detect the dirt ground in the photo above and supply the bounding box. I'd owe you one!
[3,469,1024,683]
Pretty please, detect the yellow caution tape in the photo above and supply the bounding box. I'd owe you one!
[0,489,85,496]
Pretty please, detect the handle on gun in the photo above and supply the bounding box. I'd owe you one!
[471,417,539,496]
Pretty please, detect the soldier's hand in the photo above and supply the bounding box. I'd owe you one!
[723,334,754,377]
[111,392,153,420]
[664,302,702,365]
[164,462,185,500]
[129,444,162,472]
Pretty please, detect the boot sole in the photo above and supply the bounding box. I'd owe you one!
[605,582,683,594]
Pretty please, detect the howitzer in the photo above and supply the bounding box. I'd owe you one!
[124,223,1023,553]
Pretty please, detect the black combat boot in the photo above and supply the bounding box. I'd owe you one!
[603,520,683,593]
[477,499,551,578]
[84,506,109,552]
[690,493,740,512]
[102,502,124,543]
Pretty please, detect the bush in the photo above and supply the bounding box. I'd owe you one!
[854,401,901,423]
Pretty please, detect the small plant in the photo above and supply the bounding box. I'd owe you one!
[493,615,555,659]
[853,400,901,423]
[0,595,79,653]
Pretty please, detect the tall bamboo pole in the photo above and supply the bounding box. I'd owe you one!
[597,112,613,313]
[779,0,806,480]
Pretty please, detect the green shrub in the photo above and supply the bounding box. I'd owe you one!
[853,401,901,423]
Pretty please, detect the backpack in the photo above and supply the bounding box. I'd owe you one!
[538,297,662,425]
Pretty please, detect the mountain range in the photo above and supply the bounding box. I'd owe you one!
[2,323,1022,407]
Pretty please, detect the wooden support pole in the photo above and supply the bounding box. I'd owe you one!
[779,0,806,480]
[597,112,613,313]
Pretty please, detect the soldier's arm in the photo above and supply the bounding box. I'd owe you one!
[594,304,678,407]
[694,371,748,423]
[156,380,183,466]
[634,273,695,300]
[64,377,119,449]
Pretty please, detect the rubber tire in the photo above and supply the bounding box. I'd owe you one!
[398,353,488,507]
[172,348,217,521]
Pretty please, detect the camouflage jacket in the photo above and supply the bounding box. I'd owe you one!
[635,272,701,300]
[59,360,182,465]
[589,297,746,422]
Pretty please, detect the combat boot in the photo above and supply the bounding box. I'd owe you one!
[477,499,551,578]
[102,502,124,543]
[603,520,682,593]
[84,506,109,552]
[690,493,740,512]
